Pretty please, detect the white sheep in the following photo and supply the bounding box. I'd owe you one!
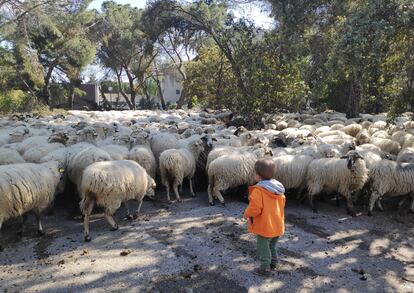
[22,143,65,163]
[397,147,414,163]
[150,132,180,163]
[356,129,371,145]
[272,155,314,200]
[342,124,362,137]
[17,136,49,154]
[128,145,156,179]
[0,148,25,165]
[306,151,369,216]
[100,144,129,160]
[80,160,156,242]
[207,147,273,205]
[369,137,401,155]
[67,144,111,192]
[368,160,414,215]
[0,161,62,250]
[159,138,207,202]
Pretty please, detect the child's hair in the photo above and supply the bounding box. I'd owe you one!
[254,158,275,180]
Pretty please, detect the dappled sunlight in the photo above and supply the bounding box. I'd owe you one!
[369,238,391,256]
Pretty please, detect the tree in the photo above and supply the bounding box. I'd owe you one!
[97,1,157,110]
[2,0,97,106]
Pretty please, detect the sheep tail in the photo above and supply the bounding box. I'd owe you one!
[79,190,97,214]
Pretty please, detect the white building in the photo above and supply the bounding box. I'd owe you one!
[157,66,184,105]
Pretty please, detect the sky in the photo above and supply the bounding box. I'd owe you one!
[88,0,274,29]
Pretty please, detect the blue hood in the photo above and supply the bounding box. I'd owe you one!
[257,179,285,195]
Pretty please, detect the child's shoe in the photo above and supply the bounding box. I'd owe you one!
[253,267,271,277]
[270,257,278,270]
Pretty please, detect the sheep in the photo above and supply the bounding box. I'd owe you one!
[159,138,208,202]
[80,160,156,242]
[272,155,314,200]
[100,144,129,160]
[128,145,156,179]
[17,136,49,154]
[369,137,401,155]
[0,161,62,250]
[396,147,414,163]
[150,132,179,163]
[368,160,414,215]
[8,125,30,143]
[342,124,362,137]
[0,148,25,165]
[22,143,65,163]
[67,145,111,192]
[356,129,371,145]
[207,147,273,205]
[306,151,369,216]
[371,130,390,139]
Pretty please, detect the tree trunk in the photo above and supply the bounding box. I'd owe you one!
[68,85,74,110]
[100,87,112,110]
[41,62,57,106]
[346,79,360,118]
[116,70,133,109]
[125,69,137,110]
[156,78,166,110]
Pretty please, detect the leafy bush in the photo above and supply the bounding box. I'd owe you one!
[0,90,30,113]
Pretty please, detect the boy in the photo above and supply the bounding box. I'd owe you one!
[244,158,286,276]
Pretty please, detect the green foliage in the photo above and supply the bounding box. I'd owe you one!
[187,95,199,109]
[0,90,30,113]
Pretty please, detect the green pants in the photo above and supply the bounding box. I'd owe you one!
[256,235,279,269]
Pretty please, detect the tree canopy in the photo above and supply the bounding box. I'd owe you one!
[0,0,413,121]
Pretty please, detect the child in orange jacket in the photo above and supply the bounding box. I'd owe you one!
[244,158,286,276]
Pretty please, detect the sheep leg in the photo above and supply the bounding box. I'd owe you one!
[123,202,133,220]
[368,191,381,216]
[104,213,119,231]
[0,222,3,251]
[173,183,182,202]
[34,212,44,236]
[133,200,143,219]
[308,193,318,213]
[166,183,171,203]
[335,193,340,207]
[212,186,225,206]
[208,184,214,206]
[82,198,95,242]
[189,178,196,197]
[376,199,384,211]
[409,192,414,213]
[18,213,28,237]
[295,187,306,205]
[345,194,356,217]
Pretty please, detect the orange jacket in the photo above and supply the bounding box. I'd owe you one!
[244,185,286,238]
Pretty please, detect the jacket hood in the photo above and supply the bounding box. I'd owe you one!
[256,179,285,196]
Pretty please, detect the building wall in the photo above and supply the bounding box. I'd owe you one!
[159,72,183,105]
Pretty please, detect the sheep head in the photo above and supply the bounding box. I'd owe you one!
[145,175,157,200]
[341,151,364,170]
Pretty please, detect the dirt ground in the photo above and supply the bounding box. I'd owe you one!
[0,189,413,293]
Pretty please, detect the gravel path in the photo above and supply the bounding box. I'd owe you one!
[1,190,413,293]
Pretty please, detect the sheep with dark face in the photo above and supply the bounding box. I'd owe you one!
[306,151,369,216]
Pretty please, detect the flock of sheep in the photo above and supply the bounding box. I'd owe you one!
[0,109,414,248]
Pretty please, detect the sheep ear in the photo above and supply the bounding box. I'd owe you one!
[212,137,218,142]
[347,157,354,169]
